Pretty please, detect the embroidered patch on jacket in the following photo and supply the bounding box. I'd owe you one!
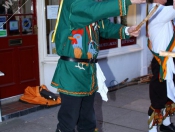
[69,29,86,70]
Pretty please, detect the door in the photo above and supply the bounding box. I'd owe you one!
[0,0,39,99]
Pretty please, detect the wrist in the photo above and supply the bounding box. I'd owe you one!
[125,26,130,35]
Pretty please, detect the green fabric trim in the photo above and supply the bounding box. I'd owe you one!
[122,0,126,15]
[148,44,165,82]
[122,26,126,39]
[166,32,175,51]
[123,26,130,39]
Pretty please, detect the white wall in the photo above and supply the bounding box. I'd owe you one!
[43,62,58,93]
[139,4,153,72]
[98,52,141,87]
[147,48,153,67]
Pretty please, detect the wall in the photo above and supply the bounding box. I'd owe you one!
[98,52,141,87]
[139,4,153,72]
[43,62,57,93]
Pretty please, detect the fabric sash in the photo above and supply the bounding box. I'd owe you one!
[148,32,175,82]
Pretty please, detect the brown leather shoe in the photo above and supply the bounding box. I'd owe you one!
[160,123,175,132]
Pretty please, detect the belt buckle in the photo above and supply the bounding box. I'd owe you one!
[89,58,96,63]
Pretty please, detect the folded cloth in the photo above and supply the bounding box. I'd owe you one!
[96,63,108,101]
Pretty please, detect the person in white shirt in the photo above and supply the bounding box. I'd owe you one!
[147,0,175,132]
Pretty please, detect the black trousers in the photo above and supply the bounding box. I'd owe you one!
[149,58,169,111]
[149,57,175,116]
[56,92,96,132]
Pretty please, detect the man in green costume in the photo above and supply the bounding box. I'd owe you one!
[51,0,145,131]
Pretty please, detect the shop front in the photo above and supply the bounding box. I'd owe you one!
[0,0,150,100]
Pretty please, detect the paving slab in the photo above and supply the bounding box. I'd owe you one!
[94,104,130,122]
[109,110,148,131]
[122,99,150,113]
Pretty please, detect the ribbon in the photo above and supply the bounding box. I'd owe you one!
[51,0,64,43]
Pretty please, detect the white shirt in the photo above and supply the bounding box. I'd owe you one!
[148,4,175,53]
[148,3,175,102]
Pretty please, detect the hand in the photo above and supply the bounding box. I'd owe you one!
[128,26,140,37]
[130,0,146,4]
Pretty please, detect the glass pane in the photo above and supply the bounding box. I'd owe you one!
[8,16,20,36]
[0,0,33,15]
[99,38,118,50]
[45,0,58,55]
[21,15,33,35]
[99,18,118,50]
[121,5,137,47]
[126,5,137,26]
[19,0,33,14]
[0,0,35,36]
[121,37,137,47]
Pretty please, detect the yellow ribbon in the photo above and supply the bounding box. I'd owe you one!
[51,0,64,43]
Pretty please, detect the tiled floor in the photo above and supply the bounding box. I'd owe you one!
[1,101,59,121]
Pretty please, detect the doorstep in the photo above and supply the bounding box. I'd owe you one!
[1,101,59,121]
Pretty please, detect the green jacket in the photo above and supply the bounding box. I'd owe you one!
[51,0,132,96]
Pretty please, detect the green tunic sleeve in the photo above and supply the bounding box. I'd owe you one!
[98,19,130,39]
[69,0,132,29]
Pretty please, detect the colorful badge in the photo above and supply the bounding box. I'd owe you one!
[22,18,31,30]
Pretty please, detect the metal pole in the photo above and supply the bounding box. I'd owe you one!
[0,71,5,122]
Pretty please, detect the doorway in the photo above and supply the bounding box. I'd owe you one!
[0,0,39,99]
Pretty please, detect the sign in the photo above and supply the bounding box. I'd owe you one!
[121,37,136,46]
[9,21,19,31]
[0,22,5,30]
[0,16,6,22]
[99,38,118,50]
[0,30,7,37]
[22,18,31,30]
[47,5,59,19]
[0,16,6,30]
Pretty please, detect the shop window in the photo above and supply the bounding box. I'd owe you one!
[43,1,140,58]
[44,0,57,55]
[99,5,137,51]
[99,38,118,50]
[121,5,137,47]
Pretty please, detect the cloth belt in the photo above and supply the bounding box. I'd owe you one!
[60,56,98,63]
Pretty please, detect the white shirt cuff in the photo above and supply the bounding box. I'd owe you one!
[125,27,129,36]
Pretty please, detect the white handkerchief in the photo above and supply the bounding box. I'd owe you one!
[96,63,108,101]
